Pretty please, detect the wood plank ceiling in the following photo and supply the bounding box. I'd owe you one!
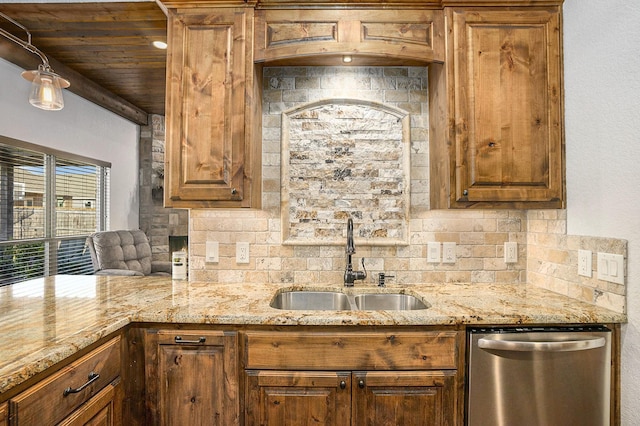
[0,2,168,124]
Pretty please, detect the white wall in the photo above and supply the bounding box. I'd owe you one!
[563,1,640,424]
[0,58,140,230]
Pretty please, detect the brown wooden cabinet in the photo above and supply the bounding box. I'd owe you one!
[244,330,460,426]
[353,370,456,425]
[144,329,239,425]
[245,370,351,425]
[58,379,122,426]
[246,370,456,426]
[0,402,7,426]
[9,336,122,425]
[430,6,564,208]
[255,8,444,64]
[163,6,260,208]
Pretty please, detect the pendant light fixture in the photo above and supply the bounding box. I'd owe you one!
[0,12,70,111]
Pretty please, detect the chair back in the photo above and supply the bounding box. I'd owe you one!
[87,230,153,275]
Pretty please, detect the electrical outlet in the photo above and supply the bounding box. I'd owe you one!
[504,242,518,263]
[578,249,592,277]
[442,242,456,264]
[236,242,250,264]
[427,242,441,263]
[205,241,219,263]
[597,252,624,284]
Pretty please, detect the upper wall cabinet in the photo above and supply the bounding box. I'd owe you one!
[254,8,444,64]
[431,7,564,209]
[164,6,260,208]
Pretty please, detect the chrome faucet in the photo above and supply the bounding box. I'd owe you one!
[344,218,366,286]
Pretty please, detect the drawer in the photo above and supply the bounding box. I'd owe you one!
[10,336,121,425]
[244,331,458,370]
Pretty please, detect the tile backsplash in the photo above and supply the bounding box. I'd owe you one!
[184,66,626,314]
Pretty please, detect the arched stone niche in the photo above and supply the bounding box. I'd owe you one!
[281,99,411,246]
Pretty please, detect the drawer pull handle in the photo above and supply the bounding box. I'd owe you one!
[63,372,100,397]
[174,336,206,344]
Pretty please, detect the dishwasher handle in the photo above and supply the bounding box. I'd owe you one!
[478,336,606,352]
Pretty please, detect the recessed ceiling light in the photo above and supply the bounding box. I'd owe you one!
[152,40,167,50]
[342,55,352,63]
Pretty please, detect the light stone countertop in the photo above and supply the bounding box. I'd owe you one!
[0,274,627,396]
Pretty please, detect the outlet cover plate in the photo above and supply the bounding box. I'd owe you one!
[504,242,518,263]
[236,242,250,264]
[442,242,456,264]
[578,249,592,277]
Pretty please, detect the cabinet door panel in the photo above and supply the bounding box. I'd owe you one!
[58,379,121,426]
[352,371,456,426]
[449,7,563,206]
[246,370,351,426]
[0,402,7,426]
[165,8,253,207]
[146,330,239,426]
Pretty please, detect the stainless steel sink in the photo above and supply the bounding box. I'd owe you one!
[353,293,429,310]
[270,290,429,311]
[270,291,352,310]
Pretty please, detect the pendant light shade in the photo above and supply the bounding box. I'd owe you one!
[0,12,71,111]
[21,66,70,111]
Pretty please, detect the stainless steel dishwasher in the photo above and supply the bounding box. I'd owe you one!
[467,326,611,426]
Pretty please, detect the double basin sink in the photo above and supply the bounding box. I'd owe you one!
[270,290,429,311]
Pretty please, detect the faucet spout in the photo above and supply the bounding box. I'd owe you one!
[346,218,355,254]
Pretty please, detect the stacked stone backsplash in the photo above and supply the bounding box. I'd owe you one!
[179,66,625,314]
[139,114,189,261]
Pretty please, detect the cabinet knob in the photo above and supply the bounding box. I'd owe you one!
[231,188,237,194]
[339,380,346,389]
[463,189,468,196]
[358,379,365,389]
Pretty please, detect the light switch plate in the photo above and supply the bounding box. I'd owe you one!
[236,242,250,264]
[427,242,441,263]
[205,241,219,263]
[442,242,456,264]
[504,242,518,263]
[597,252,624,284]
[578,249,592,277]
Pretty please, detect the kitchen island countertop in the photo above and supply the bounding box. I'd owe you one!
[0,274,626,395]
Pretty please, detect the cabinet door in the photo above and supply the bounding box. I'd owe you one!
[0,402,7,426]
[447,7,563,207]
[352,371,456,426]
[245,370,351,426]
[58,379,121,426]
[164,7,257,208]
[146,330,239,425]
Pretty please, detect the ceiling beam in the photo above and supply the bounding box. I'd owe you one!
[0,38,149,125]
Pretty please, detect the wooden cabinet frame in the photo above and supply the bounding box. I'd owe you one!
[430,6,565,208]
[160,0,565,209]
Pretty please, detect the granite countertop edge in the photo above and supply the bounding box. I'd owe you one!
[0,275,627,396]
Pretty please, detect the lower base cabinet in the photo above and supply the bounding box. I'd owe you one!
[245,369,456,426]
[58,379,122,426]
[243,330,460,426]
[0,402,7,426]
[144,329,239,425]
[9,336,122,425]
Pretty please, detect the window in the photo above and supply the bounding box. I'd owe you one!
[0,137,110,286]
